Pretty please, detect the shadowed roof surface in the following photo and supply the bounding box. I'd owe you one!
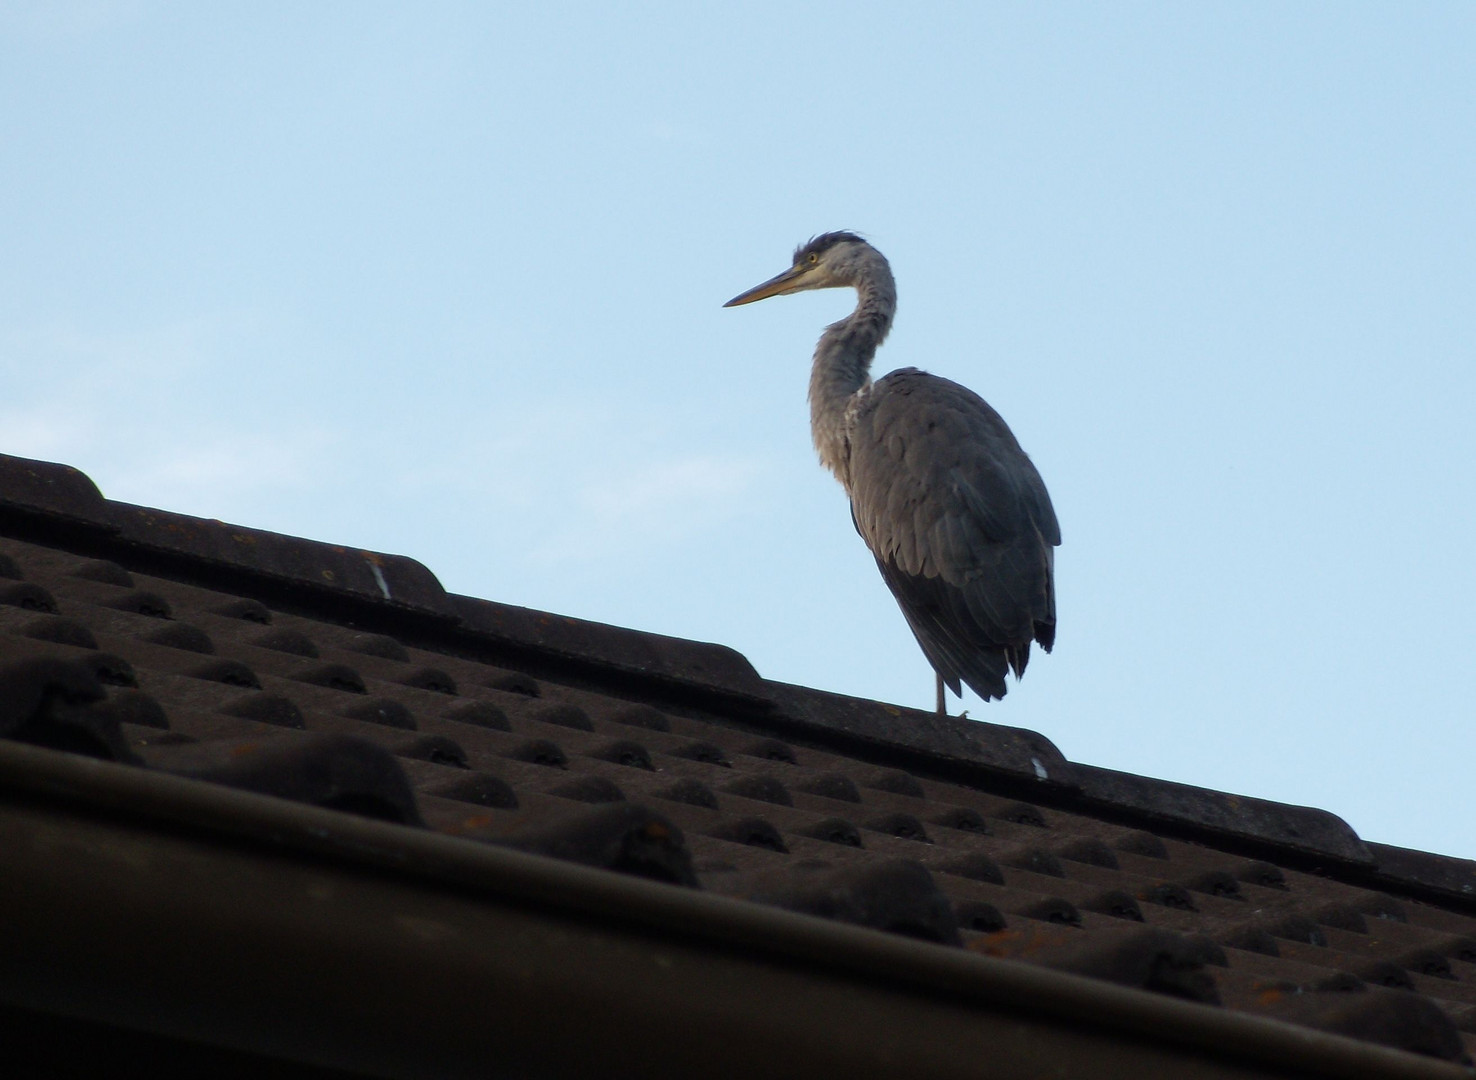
[2,450,1474,1078]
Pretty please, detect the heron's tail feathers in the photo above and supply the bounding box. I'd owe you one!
[1033,618,1056,653]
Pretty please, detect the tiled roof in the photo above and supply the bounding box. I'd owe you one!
[2,450,1475,1078]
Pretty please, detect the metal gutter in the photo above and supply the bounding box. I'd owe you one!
[0,742,1468,1080]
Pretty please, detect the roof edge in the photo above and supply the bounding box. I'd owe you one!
[1075,763,1374,868]
[1368,842,1476,907]
[0,452,765,703]
[446,593,769,703]
[0,454,109,522]
[763,679,1075,788]
[111,500,452,612]
[757,685,1397,881]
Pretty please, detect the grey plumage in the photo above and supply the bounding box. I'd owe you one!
[725,233,1059,711]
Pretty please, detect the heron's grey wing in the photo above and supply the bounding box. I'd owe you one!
[848,369,1059,701]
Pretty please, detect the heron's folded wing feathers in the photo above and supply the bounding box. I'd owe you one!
[848,370,1058,699]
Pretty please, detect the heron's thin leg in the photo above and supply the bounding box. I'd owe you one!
[935,672,946,717]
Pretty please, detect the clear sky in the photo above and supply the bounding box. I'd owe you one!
[3,3,1473,858]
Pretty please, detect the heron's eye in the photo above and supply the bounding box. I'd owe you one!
[807,252,819,265]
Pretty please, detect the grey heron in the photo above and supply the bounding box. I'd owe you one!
[725,233,1059,716]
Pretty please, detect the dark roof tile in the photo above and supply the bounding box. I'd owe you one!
[1370,843,1476,906]
[991,800,1050,827]
[928,805,991,834]
[999,846,1065,877]
[76,651,138,687]
[740,737,797,764]
[863,768,926,798]
[249,628,320,657]
[181,657,262,689]
[1054,837,1120,869]
[440,698,512,731]
[705,859,961,945]
[1116,830,1171,859]
[390,733,468,768]
[796,817,864,847]
[863,812,932,844]
[1181,868,1245,901]
[954,899,1008,933]
[1083,889,1148,922]
[996,925,1225,1004]
[142,621,215,654]
[1076,763,1374,867]
[0,581,58,613]
[104,589,173,619]
[486,671,540,697]
[362,662,460,698]
[0,656,135,763]
[421,770,519,810]
[665,739,732,767]
[548,775,627,804]
[502,738,569,769]
[101,688,171,730]
[212,598,272,623]
[69,559,134,587]
[653,778,720,810]
[602,703,671,732]
[6,454,1476,1069]
[930,852,1007,886]
[288,662,366,694]
[525,701,594,731]
[17,615,99,649]
[1011,896,1083,926]
[1240,983,1469,1063]
[468,800,698,887]
[139,732,422,826]
[580,738,650,771]
[340,696,418,730]
[796,771,863,803]
[705,816,790,853]
[340,632,411,661]
[723,775,792,807]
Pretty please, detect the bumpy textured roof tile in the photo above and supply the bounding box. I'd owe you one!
[3,449,1476,1074]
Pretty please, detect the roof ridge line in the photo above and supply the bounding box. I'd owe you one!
[763,680,1382,873]
[0,452,764,702]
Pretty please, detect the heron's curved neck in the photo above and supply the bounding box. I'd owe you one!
[809,273,895,486]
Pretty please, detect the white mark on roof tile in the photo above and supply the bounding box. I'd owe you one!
[369,561,391,599]
[1032,757,1049,780]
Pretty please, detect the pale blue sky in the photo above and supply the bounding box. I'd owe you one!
[3,3,1473,857]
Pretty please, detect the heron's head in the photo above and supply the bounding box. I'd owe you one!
[724,232,886,307]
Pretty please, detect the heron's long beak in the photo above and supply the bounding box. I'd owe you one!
[723,264,810,307]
